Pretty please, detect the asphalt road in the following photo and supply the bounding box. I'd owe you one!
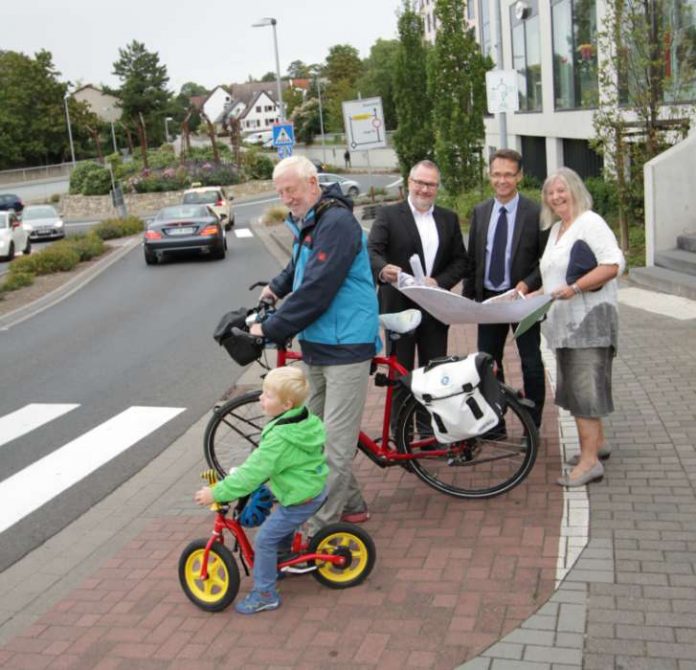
[0,212,282,570]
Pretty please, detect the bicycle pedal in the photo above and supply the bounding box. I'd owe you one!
[280,564,315,575]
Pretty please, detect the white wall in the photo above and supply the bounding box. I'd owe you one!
[644,133,696,265]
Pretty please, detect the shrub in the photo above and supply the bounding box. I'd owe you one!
[242,149,274,180]
[585,177,619,218]
[67,233,105,261]
[261,204,289,225]
[92,216,144,240]
[81,166,113,195]
[10,243,80,275]
[49,193,60,203]
[0,271,34,294]
[69,162,106,194]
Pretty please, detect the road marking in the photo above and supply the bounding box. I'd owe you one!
[0,403,80,448]
[234,228,253,238]
[0,405,185,534]
[234,196,280,208]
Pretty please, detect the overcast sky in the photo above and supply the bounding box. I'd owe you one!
[5,1,403,92]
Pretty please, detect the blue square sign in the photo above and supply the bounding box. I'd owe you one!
[272,122,295,147]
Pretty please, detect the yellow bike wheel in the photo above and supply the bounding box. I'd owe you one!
[178,539,240,612]
[309,523,376,589]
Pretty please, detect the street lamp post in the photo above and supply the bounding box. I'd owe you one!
[315,74,327,165]
[110,121,118,154]
[165,116,174,143]
[252,17,285,122]
[64,93,76,166]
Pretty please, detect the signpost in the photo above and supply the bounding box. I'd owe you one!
[342,97,386,151]
[485,70,519,114]
[272,122,295,159]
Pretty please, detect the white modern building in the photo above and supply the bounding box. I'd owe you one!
[419,0,696,181]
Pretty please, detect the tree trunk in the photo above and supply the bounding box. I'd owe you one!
[138,112,149,169]
[614,125,630,253]
[200,111,220,164]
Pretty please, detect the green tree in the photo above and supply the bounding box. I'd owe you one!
[356,39,400,130]
[392,2,434,179]
[287,60,311,79]
[179,81,208,98]
[112,40,171,166]
[324,45,364,131]
[592,0,693,251]
[0,50,80,168]
[428,0,491,192]
[291,98,322,144]
[260,71,277,82]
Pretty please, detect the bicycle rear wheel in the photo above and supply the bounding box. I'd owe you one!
[395,387,538,498]
[204,390,263,478]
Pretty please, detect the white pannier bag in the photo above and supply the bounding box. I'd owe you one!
[408,353,504,443]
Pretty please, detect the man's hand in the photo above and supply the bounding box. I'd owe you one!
[259,284,278,304]
[379,264,402,283]
[424,277,439,288]
[249,323,264,337]
[194,486,214,506]
[515,281,529,296]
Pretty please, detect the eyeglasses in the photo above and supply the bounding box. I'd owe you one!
[409,178,439,190]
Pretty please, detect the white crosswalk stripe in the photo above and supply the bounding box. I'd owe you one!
[0,403,80,448]
[0,405,185,534]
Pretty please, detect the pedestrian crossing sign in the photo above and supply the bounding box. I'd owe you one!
[272,122,295,147]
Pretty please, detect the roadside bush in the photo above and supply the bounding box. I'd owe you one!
[242,149,274,180]
[92,216,144,240]
[67,233,106,261]
[261,204,289,226]
[81,166,112,195]
[10,244,80,275]
[585,177,619,218]
[70,162,106,194]
[0,271,34,294]
[132,175,188,193]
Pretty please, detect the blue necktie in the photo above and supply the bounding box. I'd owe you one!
[488,206,508,287]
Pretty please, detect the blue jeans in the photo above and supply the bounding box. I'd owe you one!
[253,487,327,593]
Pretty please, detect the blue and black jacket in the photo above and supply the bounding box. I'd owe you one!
[262,184,380,366]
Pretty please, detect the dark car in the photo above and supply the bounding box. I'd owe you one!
[143,204,227,265]
[0,193,24,214]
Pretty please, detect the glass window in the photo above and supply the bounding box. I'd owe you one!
[552,0,599,109]
[480,0,491,57]
[510,0,543,111]
[664,0,696,102]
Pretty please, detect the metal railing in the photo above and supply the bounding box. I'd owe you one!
[0,162,81,187]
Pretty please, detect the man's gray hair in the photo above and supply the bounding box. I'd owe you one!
[540,167,594,230]
[409,159,440,180]
[273,155,318,181]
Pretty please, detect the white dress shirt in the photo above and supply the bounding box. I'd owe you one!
[407,197,439,276]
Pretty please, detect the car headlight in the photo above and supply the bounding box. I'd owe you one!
[55,220,64,228]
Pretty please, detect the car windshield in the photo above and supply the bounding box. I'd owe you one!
[22,206,58,220]
[183,191,219,205]
[156,205,210,220]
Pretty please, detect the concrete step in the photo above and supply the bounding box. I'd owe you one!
[629,265,696,300]
[654,248,696,276]
[677,233,696,252]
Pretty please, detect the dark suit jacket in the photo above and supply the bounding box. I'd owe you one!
[368,200,469,316]
[462,194,546,302]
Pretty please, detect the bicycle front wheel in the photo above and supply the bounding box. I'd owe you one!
[395,387,538,498]
[204,390,263,478]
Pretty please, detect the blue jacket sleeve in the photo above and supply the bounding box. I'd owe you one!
[262,209,362,343]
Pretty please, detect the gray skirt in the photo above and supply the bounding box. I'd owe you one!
[555,347,615,418]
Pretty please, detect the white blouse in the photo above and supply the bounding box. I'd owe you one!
[539,210,625,351]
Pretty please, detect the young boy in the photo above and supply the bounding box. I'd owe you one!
[195,366,328,614]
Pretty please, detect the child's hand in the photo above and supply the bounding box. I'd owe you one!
[194,486,214,506]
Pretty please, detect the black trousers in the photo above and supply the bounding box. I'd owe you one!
[477,306,545,428]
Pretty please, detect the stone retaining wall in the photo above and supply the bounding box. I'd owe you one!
[60,180,274,220]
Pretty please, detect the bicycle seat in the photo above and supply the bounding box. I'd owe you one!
[379,309,422,334]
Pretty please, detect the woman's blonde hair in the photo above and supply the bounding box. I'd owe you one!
[540,167,593,230]
[263,366,310,407]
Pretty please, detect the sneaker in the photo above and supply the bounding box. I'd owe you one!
[234,590,281,615]
[341,510,370,524]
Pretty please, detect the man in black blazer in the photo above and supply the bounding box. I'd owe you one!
[368,160,468,410]
[463,149,547,427]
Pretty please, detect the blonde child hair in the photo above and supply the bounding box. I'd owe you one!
[263,366,310,408]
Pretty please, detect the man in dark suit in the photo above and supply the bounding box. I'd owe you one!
[368,160,468,418]
[463,149,547,428]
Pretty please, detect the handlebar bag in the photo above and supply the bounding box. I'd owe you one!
[213,308,250,344]
[407,353,504,443]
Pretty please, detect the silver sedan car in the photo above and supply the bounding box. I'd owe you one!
[22,205,65,240]
[317,173,361,198]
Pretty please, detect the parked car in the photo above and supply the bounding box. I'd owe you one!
[0,210,31,261]
[182,186,234,230]
[242,130,274,146]
[0,193,24,214]
[317,172,361,198]
[21,205,65,240]
[143,204,226,265]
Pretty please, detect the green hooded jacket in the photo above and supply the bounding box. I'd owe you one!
[212,405,328,507]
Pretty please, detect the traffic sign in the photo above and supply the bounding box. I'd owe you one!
[485,70,519,114]
[277,145,293,159]
[272,122,295,147]
[342,97,386,151]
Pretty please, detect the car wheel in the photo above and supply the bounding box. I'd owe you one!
[348,186,359,198]
[23,237,31,255]
[144,249,158,265]
[213,243,226,260]
[1,242,15,262]
[228,212,235,228]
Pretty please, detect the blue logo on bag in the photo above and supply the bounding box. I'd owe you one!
[441,375,450,385]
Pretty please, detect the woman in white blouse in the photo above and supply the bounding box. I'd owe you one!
[539,168,625,488]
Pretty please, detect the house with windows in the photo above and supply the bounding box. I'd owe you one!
[419,0,696,181]
[72,85,121,123]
